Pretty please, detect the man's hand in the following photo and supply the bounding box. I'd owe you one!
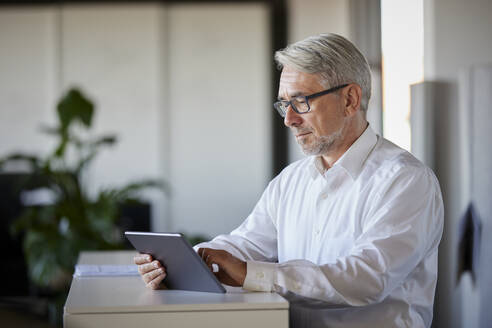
[134,253,167,289]
[198,248,247,287]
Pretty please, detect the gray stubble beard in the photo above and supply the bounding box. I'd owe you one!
[297,119,347,156]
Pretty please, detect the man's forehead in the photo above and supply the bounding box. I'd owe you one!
[278,66,322,97]
[280,66,317,81]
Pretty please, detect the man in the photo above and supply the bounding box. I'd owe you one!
[135,33,444,328]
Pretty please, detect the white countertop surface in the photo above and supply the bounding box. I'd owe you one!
[65,251,288,314]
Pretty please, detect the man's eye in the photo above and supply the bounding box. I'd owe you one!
[295,97,306,103]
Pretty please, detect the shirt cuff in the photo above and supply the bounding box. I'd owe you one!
[242,260,276,292]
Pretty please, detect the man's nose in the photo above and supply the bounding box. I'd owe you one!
[284,105,303,127]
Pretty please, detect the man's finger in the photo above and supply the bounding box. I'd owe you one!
[203,252,223,275]
[199,248,210,261]
[205,255,214,272]
[203,250,225,266]
[134,254,153,265]
[143,267,166,284]
[138,260,162,274]
[147,271,166,289]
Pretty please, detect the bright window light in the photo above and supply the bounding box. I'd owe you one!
[381,0,424,151]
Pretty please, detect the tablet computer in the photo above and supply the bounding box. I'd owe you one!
[125,231,226,293]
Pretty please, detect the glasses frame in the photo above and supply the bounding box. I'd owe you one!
[274,84,349,117]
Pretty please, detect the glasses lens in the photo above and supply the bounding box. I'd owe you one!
[292,97,309,113]
[273,98,310,117]
[274,101,287,117]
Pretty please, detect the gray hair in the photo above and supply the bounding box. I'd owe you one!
[274,33,371,112]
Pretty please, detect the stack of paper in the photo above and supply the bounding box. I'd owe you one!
[74,265,140,277]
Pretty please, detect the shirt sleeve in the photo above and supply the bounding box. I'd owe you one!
[243,167,444,306]
[193,175,281,263]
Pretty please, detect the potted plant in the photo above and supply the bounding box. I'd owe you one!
[0,88,164,324]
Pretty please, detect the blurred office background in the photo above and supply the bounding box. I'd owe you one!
[1,0,491,327]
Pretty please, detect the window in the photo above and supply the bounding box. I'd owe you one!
[381,0,424,151]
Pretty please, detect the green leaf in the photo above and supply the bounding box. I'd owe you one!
[57,88,94,131]
[74,135,117,174]
[111,179,168,200]
[54,134,69,157]
[92,135,117,147]
[23,229,62,287]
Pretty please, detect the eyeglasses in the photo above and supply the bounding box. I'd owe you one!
[273,84,349,118]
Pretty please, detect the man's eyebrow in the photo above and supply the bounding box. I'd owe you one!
[278,92,304,101]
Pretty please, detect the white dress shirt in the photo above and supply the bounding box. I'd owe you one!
[196,126,444,328]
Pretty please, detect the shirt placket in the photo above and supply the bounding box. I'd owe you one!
[314,167,342,242]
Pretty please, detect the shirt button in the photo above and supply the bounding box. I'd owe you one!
[256,272,264,279]
[320,193,328,199]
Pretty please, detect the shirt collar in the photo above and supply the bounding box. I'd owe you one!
[308,125,378,180]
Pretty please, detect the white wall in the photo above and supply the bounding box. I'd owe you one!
[0,8,59,158]
[423,0,492,327]
[166,4,271,237]
[288,0,350,43]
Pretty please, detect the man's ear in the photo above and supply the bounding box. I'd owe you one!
[343,84,362,116]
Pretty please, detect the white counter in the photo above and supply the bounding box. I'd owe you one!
[64,251,288,328]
